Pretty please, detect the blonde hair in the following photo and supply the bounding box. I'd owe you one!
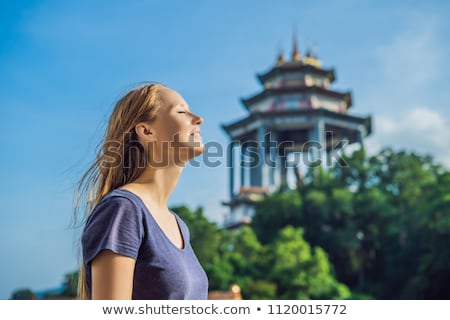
[73,83,166,299]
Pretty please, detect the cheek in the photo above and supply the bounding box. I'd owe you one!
[157,119,188,141]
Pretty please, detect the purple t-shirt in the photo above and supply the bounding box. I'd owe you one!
[82,189,209,299]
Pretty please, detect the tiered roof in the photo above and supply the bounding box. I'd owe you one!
[241,37,352,113]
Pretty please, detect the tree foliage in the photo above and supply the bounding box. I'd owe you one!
[252,147,450,298]
[10,288,35,300]
[269,226,350,299]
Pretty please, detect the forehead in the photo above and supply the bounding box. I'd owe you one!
[159,87,188,109]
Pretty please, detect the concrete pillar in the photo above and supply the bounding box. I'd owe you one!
[269,131,278,190]
[228,141,235,199]
[357,124,366,151]
[258,126,268,187]
[310,118,327,167]
[280,155,288,191]
[240,144,245,188]
[250,129,261,187]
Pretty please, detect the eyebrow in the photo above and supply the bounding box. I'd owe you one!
[174,103,190,111]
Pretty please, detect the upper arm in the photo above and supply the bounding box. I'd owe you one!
[91,249,136,300]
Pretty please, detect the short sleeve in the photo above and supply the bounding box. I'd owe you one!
[82,195,144,266]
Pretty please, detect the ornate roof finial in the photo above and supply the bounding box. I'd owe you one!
[304,38,314,57]
[303,41,322,67]
[276,42,285,66]
[292,29,301,62]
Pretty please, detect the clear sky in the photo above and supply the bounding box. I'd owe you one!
[1,0,449,299]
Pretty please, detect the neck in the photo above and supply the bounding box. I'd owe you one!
[130,165,184,208]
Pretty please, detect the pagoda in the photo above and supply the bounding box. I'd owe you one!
[221,36,372,229]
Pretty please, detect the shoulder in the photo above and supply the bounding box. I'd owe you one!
[94,189,143,214]
[84,189,145,228]
[82,189,146,261]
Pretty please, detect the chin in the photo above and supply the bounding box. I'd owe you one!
[186,142,205,159]
[173,142,204,165]
[192,144,205,157]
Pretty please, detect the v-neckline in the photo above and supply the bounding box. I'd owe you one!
[115,189,186,251]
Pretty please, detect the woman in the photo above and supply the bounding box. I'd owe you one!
[75,83,208,299]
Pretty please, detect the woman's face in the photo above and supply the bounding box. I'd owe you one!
[149,87,204,165]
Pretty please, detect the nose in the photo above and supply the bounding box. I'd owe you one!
[193,113,203,125]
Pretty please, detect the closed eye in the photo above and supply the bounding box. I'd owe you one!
[178,111,186,114]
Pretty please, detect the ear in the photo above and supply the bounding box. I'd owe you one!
[135,123,156,142]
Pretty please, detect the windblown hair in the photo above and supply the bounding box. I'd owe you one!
[73,83,166,299]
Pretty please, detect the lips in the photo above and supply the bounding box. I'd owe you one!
[191,130,202,141]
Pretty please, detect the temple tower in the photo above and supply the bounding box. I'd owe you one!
[221,36,372,229]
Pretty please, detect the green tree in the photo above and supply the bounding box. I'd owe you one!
[221,226,275,298]
[62,271,79,297]
[402,193,450,298]
[252,190,302,244]
[269,226,350,299]
[335,148,450,298]
[250,147,450,299]
[10,288,35,300]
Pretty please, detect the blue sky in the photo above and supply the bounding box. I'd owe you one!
[1,0,449,299]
